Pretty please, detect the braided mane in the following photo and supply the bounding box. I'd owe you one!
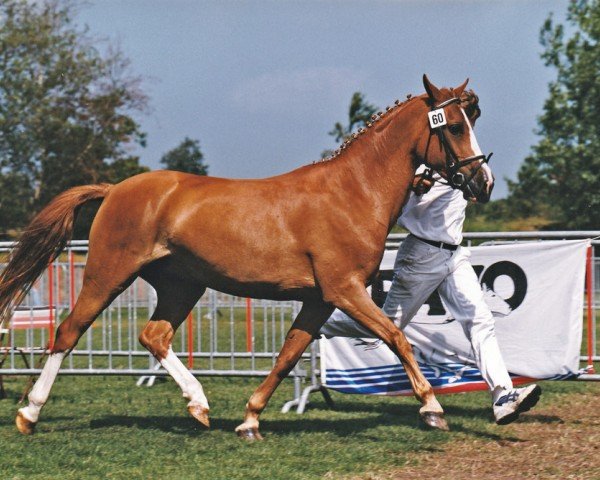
[315,94,418,164]
[314,88,481,165]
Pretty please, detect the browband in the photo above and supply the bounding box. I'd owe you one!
[434,97,461,109]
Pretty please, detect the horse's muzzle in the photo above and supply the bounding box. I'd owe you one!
[475,180,494,204]
[464,167,494,204]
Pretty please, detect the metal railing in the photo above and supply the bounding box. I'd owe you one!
[0,240,311,405]
[1,231,598,409]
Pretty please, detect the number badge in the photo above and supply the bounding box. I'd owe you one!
[428,108,447,129]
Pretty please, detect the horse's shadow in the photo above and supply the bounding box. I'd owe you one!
[88,412,438,439]
[320,398,492,422]
[89,415,204,434]
[85,399,560,441]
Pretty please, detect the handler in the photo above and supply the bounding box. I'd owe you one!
[320,93,541,425]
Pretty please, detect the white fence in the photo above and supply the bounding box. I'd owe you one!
[1,232,599,409]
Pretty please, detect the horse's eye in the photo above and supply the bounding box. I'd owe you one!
[448,124,463,136]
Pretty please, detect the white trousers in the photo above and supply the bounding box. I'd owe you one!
[320,234,513,392]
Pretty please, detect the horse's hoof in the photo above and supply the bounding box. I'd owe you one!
[188,405,210,428]
[420,411,449,431]
[236,427,264,441]
[16,411,36,435]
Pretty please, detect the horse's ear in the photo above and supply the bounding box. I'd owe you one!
[423,74,443,103]
[454,78,469,97]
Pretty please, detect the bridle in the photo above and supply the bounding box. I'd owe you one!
[424,96,493,195]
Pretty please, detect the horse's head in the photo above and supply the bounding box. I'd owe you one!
[417,75,494,203]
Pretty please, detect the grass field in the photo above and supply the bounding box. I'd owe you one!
[1,375,598,479]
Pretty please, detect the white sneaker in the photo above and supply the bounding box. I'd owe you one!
[493,384,541,425]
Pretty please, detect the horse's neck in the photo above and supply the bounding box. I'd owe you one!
[333,100,423,230]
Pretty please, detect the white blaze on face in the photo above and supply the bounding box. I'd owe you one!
[461,109,494,191]
[460,109,483,156]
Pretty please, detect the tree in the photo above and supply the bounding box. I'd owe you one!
[322,92,378,158]
[507,0,600,229]
[0,0,149,237]
[160,137,208,175]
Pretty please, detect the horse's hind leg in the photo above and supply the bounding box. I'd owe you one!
[236,300,334,440]
[15,264,139,434]
[138,277,209,427]
[332,281,448,431]
[14,224,155,435]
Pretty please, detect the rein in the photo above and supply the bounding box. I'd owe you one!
[425,97,493,196]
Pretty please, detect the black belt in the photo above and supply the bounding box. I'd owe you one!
[411,234,458,251]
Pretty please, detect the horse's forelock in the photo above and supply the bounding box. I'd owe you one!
[459,89,481,123]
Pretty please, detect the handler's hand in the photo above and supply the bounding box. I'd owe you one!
[411,173,435,195]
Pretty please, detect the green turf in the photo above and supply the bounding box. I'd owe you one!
[0,375,598,480]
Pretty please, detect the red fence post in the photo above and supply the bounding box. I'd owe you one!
[246,298,253,352]
[48,263,55,350]
[69,249,76,310]
[187,312,194,369]
[586,246,595,374]
[56,258,61,309]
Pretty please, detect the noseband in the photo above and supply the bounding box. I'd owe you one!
[425,97,493,193]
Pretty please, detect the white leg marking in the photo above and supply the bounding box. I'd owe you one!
[18,352,66,423]
[161,347,209,409]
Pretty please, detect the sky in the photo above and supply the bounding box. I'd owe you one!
[79,0,570,198]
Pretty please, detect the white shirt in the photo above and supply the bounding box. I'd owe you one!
[399,171,467,245]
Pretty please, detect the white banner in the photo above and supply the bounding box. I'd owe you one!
[321,240,589,396]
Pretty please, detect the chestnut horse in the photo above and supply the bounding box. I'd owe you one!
[0,76,493,439]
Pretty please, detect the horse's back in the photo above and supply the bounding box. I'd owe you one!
[89,167,383,299]
[90,170,319,296]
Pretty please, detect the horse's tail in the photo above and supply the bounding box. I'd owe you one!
[0,184,113,323]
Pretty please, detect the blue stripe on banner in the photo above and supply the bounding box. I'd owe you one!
[323,361,501,394]
[325,371,486,392]
[326,365,480,381]
[325,370,482,385]
[323,361,569,395]
[332,383,412,395]
[328,378,487,395]
[325,373,409,386]
[325,363,479,376]
[326,364,408,375]
[326,367,407,380]
[548,373,579,381]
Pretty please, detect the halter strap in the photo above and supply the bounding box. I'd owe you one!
[434,97,461,109]
[425,96,493,193]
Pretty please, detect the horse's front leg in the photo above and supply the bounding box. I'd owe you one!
[235,300,334,440]
[331,281,448,431]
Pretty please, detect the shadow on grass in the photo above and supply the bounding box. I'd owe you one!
[88,411,435,438]
[315,398,492,423]
[311,400,554,442]
[312,398,418,416]
[444,406,564,426]
[0,415,19,428]
[517,413,563,424]
[443,404,491,421]
[90,415,202,434]
[448,422,523,442]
